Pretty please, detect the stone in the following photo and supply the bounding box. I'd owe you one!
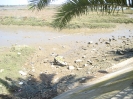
[84,64,88,67]
[95,42,98,45]
[51,53,56,56]
[54,56,67,66]
[19,71,27,76]
[39,46,42,50]
[43,59,49,63]
[87,60,92,65]
[105,42,110,44]
[68,66,75,70]
[98,70,108,73]
[62,46,65,48]
[80,78,87,83]
[88,41,93,44]
[19,82,24,85]
[17,52,21,55]
[82,55,86,58]
[92,49,96,51]
[77,68,83,70]
[32,69,35,72]
[116,50,125,55]
[75,59,82,63]
[0,69,4,73]
[53,77,59,83]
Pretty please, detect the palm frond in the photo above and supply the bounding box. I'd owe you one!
[53,0,133,29]
[29,0,52,10]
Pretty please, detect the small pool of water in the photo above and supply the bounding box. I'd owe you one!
[0,26,132,47]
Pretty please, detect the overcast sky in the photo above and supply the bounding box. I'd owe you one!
[0,0,67,5]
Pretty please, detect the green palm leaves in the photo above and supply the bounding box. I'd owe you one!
[53,0,91,29]
[29,0,52,10]
[29,0,133,29]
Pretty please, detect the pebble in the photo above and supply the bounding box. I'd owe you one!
[0,69,4,73]
[32,69,35,72]
[68,66,75,70]
[54,56,67,66]
[75,59,82,63]
[51,53,56,56]
[19,71,27,76]
[98,70,108,73]
[77,68,83,70]
[88,41,93,44]
[87,60,92,65]
[95,42,98,45]
[82,55,86,58]
[19,82,24,85]
[17,52,21,55]
[84,64,88,67]
[39,46,42,50]
[105,42,110,44]
[116,50,125,55]
[53,77,59,83]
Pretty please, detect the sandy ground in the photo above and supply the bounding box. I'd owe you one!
[0,24,133,98]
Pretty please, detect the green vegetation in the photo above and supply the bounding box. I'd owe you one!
[30,0,133,29]
[0,45,34,94]
[0,16,50,26]
[0,11,133,29]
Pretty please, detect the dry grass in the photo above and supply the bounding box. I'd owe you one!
[0,6,133,29]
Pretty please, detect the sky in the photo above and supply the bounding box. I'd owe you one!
[0,0,67,5]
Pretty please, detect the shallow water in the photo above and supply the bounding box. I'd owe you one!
[0,26,132,47]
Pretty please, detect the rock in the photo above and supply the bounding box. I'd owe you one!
[87,71,91,74]
[88,41,93,44]
[62,46,65,48]
[51,53,56,56]
[82,47,87,50]
[122,41,126,44]
[68,66,75,70]
[77,68,83,70]
[54,56,67,66]
[39,46,42,50]
[105,42,110,44]
[87,60,92,65]
[92,49,96,51]
[32,69,35,72]
[79,77,87,83]
[95,42,98,45]
[53,77,59,83]
[109,38,111,42]
[82,55,86,58]
[75,59,82,63]
[19,82,24,85]
[0,69,4,73]
[19,71,27,76]
[98,70,108,73]
[17,52,21,55]
[84,64,88,67]
[43,59,49,63]
[116,50,125,55]
[112,38,116,41]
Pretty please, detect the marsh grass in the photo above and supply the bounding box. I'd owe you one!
[0,9,133,29]
[0,45,34,94]
[66,13,133,29]
[0,16,50,26]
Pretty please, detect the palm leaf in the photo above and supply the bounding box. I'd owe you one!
[53,0,133,29]
[29,0,133,29]
[29,0,53,10]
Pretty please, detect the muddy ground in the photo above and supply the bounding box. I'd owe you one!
[0,24,133,99]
